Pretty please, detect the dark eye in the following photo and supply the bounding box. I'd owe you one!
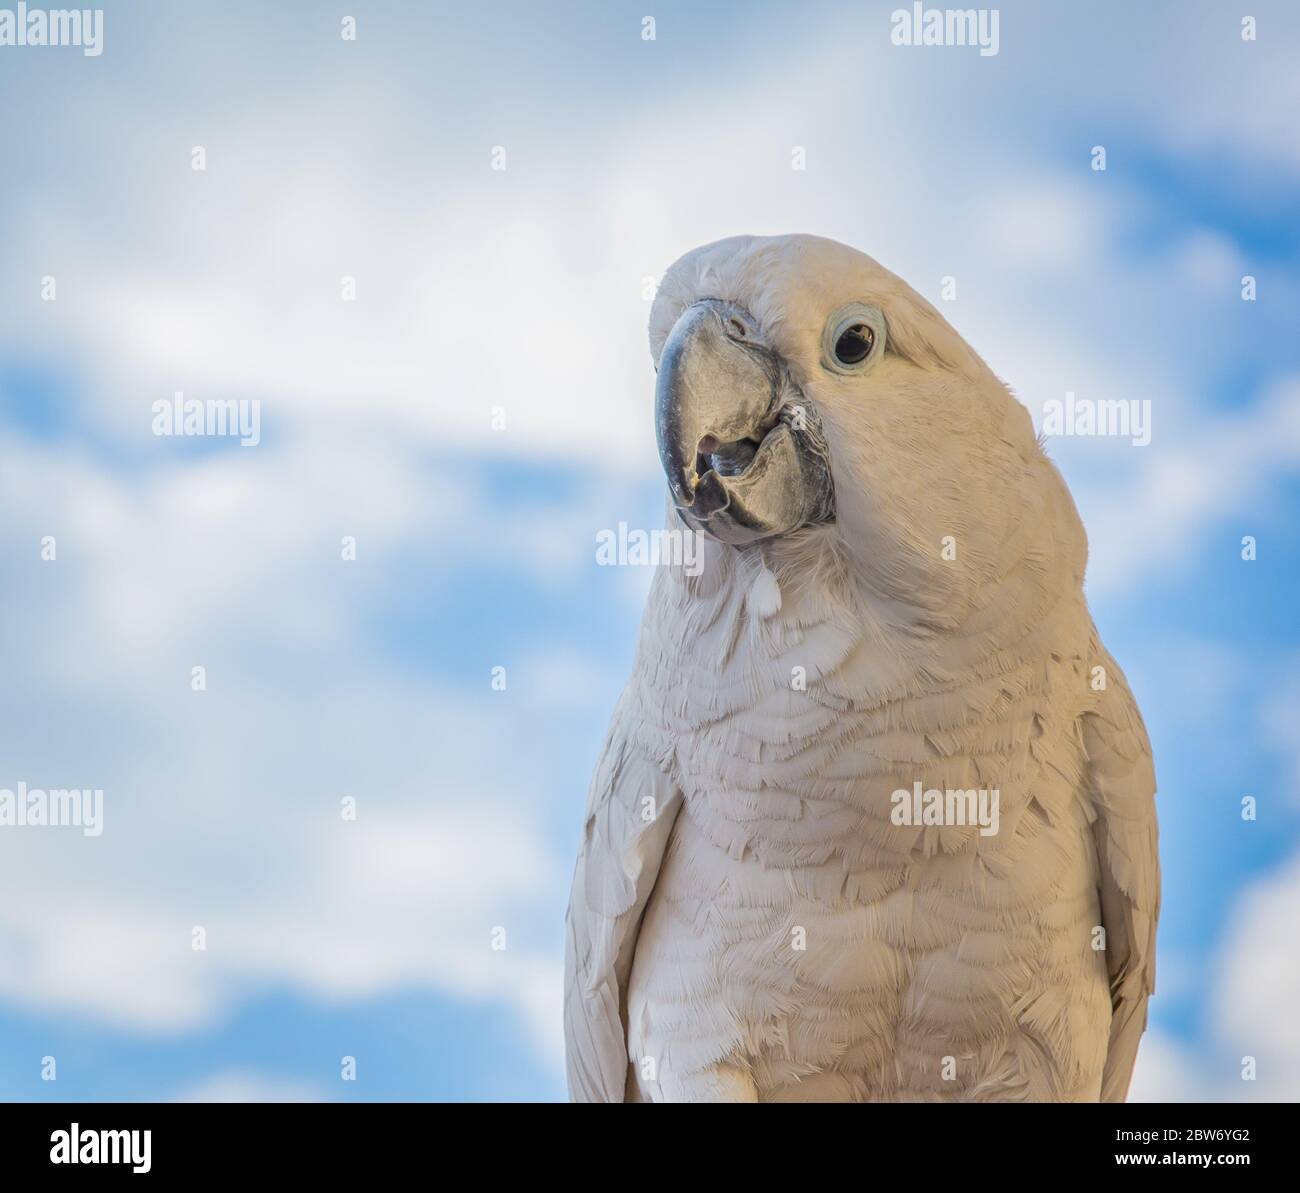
[834,323,875,365]
[822,304,886,373]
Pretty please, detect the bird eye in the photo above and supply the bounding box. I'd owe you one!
[822,304,886,374]
[834,324,874,365]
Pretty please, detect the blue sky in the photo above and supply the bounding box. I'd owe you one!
[0,0,1297,1101]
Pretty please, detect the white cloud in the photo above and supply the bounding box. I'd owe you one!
[172,1070,331,1103]
[0,427,583,1069]
[1,3,1294,620]
[1214,851,1300,1096]
[1075,376,1300,594]
[1129,1029,1214,1103]
[1132,846,1300,1103]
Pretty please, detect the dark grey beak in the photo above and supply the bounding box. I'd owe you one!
[654,300,834,546]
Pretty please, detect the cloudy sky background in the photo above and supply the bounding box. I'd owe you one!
[1,0,1297,1101]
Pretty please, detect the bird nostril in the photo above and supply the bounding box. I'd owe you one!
[727,317,748,340]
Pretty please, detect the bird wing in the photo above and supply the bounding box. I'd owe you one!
[1083,650,1160,1102]
[564,685,683,1102]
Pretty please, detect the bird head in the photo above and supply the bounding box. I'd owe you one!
[649,234,1082,625]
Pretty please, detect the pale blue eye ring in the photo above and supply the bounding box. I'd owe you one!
[822,304,886,374]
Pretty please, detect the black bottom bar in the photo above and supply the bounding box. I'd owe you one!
[3,1100,1287,1179]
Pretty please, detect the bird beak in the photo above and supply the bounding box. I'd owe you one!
[654,299,834,546]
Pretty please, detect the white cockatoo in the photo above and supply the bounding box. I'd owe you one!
[564,234,1158,1103]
